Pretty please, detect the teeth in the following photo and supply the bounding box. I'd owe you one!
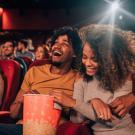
[53,50,62,56]
[87,67,94,69]
[87,67,96,70]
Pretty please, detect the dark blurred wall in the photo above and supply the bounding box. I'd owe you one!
[2,8,95,30]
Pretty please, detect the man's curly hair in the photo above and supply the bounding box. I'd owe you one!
[79,24,135,92]
[51,26,82,71]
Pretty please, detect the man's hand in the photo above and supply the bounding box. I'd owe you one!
[50,89,76,107]
[25,90,40,94]
[18,90,40,104]
[110,93,135,117]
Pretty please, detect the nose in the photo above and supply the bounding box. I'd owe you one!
[85,59,94,66]
[52,43,61,49]
[4,47,8,50]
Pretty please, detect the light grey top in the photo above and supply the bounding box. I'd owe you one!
[73,77,135,134]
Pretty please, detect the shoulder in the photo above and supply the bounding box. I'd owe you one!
[75,72,83,82]
[74,73,85,87]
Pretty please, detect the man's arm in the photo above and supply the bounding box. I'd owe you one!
[10,68,33,120]
[10,90,24,119]
[110,93,135,117]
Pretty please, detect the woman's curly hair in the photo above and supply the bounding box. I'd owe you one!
[51,26,82,71]
[79,24,135,92]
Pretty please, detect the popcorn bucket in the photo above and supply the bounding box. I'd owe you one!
[23,94,61,135]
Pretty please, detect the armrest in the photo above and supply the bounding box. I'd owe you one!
[0,111,16,123]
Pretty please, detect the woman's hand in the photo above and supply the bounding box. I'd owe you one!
[50,89,76,107]
[90,98,113,120]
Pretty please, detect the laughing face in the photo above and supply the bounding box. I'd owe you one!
[82,42,98,76]
[51,35,74,66]
[35,46,45,60]
[3,41,14,56]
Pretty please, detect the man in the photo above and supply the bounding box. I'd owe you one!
[2,40,15,59]
[15,39,35,60]
[0,26,82,135]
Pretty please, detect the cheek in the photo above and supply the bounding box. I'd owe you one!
[82,59,86,66]
[35,52,38,55]
[94,63,98,69]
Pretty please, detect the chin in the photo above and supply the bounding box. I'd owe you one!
[86,71,96,76]
[52,61,62,67]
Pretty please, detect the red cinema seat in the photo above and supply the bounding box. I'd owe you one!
[56,121,91,135]
[20,57,33,69]
[0,59,21,111]
[29,59,51,68]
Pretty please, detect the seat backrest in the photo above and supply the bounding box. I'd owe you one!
[0,59,21,111]
[14,57,28,84]
[20,57,33,69]
[29,59,51,68]
[56,121,91,135]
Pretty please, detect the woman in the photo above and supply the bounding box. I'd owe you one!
[35,44,49,60]
[51,25,135,135]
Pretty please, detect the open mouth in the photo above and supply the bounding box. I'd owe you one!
[52,50,62,56]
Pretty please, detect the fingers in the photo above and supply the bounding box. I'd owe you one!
[91,99,112,120]
[49,90,63,104]
[110,98,127,118]
[32,90,40,94]
[118,108,127,117]
[95,108,102,119]
[106,107,112,120]
[99,106,112,120]
[113,104,125,114]
[25,90,40,94]
[110,98,121,108]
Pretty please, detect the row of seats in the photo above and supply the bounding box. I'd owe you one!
[0,58,50,112]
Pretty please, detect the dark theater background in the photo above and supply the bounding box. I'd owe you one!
[0,0,135,43]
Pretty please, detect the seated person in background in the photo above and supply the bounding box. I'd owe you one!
[35,44,49,60]
[10,26,82,126]
[0,68,4,106]
[1,40,15,60]
[27,38,35,52]
[15,39,35,61]
[51,24,135,135]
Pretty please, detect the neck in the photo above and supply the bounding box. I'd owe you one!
[50,63,72,75]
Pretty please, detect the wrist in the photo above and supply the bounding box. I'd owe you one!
[129,94,135,105]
